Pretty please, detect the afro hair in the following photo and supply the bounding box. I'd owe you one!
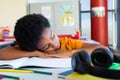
[14,14,50,51]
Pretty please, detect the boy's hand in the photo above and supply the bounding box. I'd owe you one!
[45,50,72,58]
[35,51,52,58]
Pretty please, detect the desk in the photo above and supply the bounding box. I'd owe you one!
[0,41,14,46]
[0,39,101,80]
[0,68,71,80]
[0,41,14,49]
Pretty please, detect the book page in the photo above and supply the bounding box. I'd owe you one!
[0,57,29,68]
[20,57,71,68]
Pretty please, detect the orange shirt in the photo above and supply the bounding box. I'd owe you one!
[59,38,83,50]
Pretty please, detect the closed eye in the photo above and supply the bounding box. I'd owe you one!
[43,44,50,51]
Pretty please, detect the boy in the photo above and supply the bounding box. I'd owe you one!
[0,14,118,60]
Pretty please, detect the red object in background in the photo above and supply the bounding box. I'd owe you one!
[0,39,5,42]
[58,31,80,39]
[0,36,15,42]
[4,36,15,41]
[2,29,10,39]
[91,0,108,46]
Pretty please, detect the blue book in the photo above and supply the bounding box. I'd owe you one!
[58,69,74,79]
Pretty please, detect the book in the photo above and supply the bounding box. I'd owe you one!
[58,69,107,80]
[58,69,74,79]
[58,63,120,80]
[66,71,107,80]
[0,57,71,69]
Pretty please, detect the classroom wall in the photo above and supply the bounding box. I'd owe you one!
[28,0,75,3]
[29,0,80,35]
[0,0,27,36]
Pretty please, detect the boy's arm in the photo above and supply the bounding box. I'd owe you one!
[80,43,108,54]
[46,43,108,58]
[0,47,50,60]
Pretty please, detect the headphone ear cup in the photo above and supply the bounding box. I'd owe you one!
[91,48,114,68]
[71,50,91,74]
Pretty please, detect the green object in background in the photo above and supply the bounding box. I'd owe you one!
[109,63,120,69]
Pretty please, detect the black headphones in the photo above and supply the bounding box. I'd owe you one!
[71,48,120,79]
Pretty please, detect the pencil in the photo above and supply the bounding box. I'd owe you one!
[33,70,52,75]
[16,68,52,75]
[0,69,33,73]
[0,74,22,80]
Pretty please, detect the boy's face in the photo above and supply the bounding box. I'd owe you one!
[37,28,60,52]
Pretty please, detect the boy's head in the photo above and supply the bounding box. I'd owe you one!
[14,14,60,52]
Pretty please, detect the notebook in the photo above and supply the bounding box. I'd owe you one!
[0,57,71,69]
[58,69,107,80]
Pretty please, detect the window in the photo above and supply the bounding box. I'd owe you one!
[80,0,116,46]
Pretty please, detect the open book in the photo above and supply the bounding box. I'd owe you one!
[0,57,71,69]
